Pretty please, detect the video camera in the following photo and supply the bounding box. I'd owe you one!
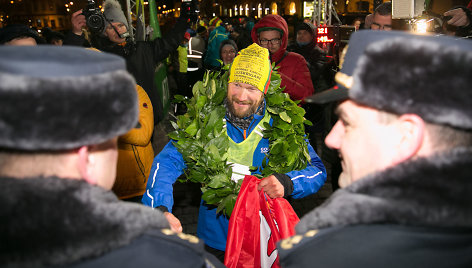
[82,0,106,33]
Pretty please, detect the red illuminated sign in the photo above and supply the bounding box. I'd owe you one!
[317,27,333,43]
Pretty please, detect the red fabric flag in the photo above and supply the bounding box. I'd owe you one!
[224,175,300,268]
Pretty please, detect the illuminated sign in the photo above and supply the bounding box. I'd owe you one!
[317,27,333,43]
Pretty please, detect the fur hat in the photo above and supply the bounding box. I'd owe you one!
[305,31,472,130]
[0,24,45,45]
[102,0,129,33]
[0,46,138,151]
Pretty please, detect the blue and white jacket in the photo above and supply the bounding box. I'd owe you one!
[142,107,326,251]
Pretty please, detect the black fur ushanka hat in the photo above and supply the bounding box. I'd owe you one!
[305,30,472,130]
[0,46,138,151]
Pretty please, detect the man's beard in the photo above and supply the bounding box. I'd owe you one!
[227,95,264,118]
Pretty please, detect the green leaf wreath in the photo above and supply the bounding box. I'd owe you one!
[168,66,311,216]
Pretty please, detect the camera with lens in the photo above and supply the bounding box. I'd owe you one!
[181,0,199,23]
[82,0,106,33]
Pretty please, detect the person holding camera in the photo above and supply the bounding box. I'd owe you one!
[64,0,193,125]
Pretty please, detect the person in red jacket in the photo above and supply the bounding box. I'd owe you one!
[251,15,314,102]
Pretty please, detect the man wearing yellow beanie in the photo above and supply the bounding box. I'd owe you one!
[143,43,327,262]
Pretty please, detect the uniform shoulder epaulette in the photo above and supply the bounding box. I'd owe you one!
[279,229,319,251]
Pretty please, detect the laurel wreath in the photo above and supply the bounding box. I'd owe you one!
[168,66,311,216]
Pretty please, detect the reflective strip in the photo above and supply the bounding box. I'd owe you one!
[146,190,154,208]
[291,171,323,180]
[187,67,200,71]
[257,124,265,131]
[188,37,192,54]
[146,163,160,207]
[228,162,251,182]
[187,54,203,59]
[253,129,264,137]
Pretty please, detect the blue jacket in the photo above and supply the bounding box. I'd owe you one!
[142,108,326,251]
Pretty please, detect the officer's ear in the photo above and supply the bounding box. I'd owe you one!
[391,114,425,164]
[77,145,97,185]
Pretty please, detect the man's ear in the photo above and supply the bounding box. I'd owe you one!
[77,146,97,185]
[392,114,425,165]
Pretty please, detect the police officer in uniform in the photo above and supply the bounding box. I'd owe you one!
[279,31,472,267]
[0,46,223,268]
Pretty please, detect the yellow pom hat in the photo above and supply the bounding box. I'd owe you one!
[228,43,272,94]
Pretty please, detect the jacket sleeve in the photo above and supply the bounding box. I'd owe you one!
[63,31,90,47]
[142,141,186,212]
[118,85,154,146]
[285,141,326,199]
[150,17,189,63]
[280,54,315,101]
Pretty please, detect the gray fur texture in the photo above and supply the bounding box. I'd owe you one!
[0,69,138,151]
[0,176,169,267]
[351,38,472,130]
[296,147,472,234]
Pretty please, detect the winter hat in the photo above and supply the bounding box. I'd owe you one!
[197,26,207,35]
[184,31,191,41]
[229,43,272,94]
[305,30,472,130]
[42,27,65,44]
[209,17,222,27]
[0,24,44,45]
[0,46,138,151]
[102,0,129,33]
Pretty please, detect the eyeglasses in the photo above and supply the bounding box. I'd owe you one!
[259,38,281,45]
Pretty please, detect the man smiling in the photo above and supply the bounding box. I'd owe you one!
[279,30,472,267]
[143,43,326,262]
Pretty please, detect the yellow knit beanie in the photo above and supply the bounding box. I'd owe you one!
[228,43,272,94]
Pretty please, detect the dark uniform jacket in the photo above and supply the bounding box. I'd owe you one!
[64,17,188,124]
[279,148,472,268]
[0,176,223,268]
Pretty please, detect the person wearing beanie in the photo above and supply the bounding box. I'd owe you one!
[204,17,233,69]
[252,15,314,102]
[287,22,335,93]
[142,43,326,262]
[219,39,237,67]
[64,0,192,125]
[279,31,472,267]
[0,24,44,45]
[42,27,65,46]
[0,46,223,267]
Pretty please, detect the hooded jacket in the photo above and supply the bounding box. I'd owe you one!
[279,148,472,267]
[287,22,335,92]
[113,85,155,199]
[252,15,314,101]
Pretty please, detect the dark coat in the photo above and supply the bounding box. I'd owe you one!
[0,176,223,268]
[279,148,472,268]
[287,22,335,92]
[64,18,188,124]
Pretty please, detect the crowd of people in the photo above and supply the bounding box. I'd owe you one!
[1,0,472,267]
